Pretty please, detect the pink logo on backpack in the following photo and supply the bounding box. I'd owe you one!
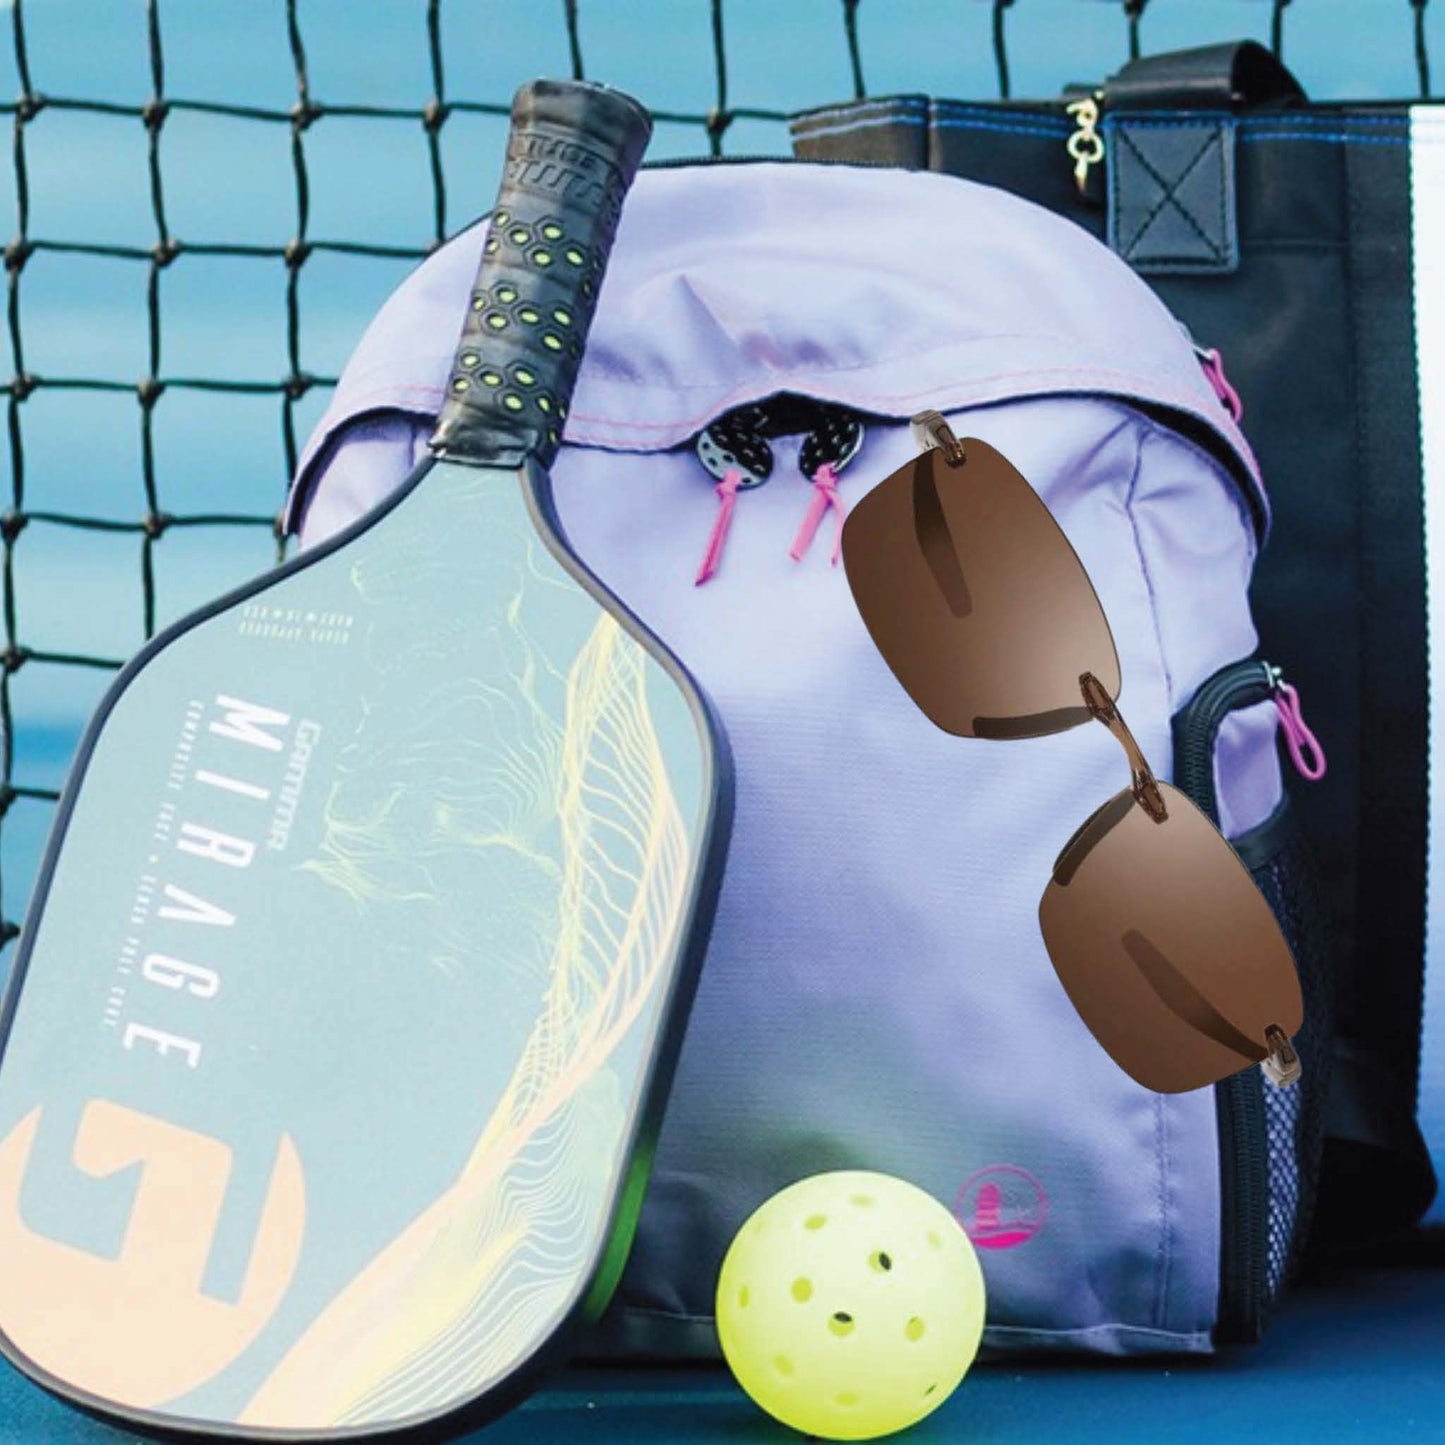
[955,1164,1048,1250]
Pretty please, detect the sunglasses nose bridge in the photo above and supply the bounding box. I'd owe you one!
[1080,672,1168,823]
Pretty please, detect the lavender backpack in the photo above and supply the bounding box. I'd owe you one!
[284,160,1330,1357]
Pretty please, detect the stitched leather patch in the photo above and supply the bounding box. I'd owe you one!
[1106,116,1239,275]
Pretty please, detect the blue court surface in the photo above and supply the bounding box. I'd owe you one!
[2,1263,1441,1444]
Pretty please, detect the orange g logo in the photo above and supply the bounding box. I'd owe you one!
[0,1101,305,1408]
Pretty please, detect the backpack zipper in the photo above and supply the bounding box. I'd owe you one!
[1171,655,1279,1344]
[1172,658,1275,827]
[1214,1068,1269,1343]
[691,393,871,583]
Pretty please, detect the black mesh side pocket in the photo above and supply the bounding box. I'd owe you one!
[1234,795,1335,1314]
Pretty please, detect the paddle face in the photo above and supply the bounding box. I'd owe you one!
[840,439,1121,739]
[1040,780,1303,1094]
[0,454,723,1434]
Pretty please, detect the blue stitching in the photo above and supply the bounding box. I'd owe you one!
[790,111,923,142]
[795,110,1071,143]
[933,114,1076,140]
[790,112,920,142]
[795,105,1421,149]
[794,96,928,126]
[1241,113,1409,129]
[935,102,1069,133]
[1103,115,1230,131]
[1241,130,1411,146]
[1107,113,1407,131]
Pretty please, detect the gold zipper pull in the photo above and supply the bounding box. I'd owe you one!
[1262,1025,1302,1089]
[1065,91,1105,194]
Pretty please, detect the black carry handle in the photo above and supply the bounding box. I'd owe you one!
[430,78,652,468]
[1101,40,1307,111]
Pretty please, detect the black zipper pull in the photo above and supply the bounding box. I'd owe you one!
[694,402,774,585]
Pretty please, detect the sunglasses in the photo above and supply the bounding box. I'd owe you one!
[840,411,1303,1095]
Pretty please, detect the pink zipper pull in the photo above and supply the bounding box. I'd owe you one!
[1267,663,1326,782]
[790,405,865,566]
[695,468,742,586]
[1196,343,1244,424]
[790,461,846,564]
[694,409,774,586]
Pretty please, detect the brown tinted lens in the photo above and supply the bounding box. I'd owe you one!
[841,437,1121,738]
[1039,780,1304,1094]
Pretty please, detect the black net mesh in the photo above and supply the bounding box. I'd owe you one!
[0,0,1436,951]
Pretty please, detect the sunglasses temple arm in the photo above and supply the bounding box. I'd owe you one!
[1124,932,1302,1088]
[911,409,968,466]
[1123,929,1269,1064]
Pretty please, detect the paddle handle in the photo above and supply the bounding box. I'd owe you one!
[430,79,652,467]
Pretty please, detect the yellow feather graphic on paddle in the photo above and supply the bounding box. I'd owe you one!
[240,602,689,1429]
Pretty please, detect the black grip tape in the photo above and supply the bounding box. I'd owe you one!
[430,79,652,467]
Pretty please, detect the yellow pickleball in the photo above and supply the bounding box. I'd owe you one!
[715,1170,986,1441]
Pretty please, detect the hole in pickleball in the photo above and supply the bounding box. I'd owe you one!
[775,1355,794,1378]
[928,1231,943,1251]
[870,1251,893,1273]
[836,1392,860,1409]
[738,1285,750,1309]
[791,1278,813,1303]
[906,1317,926,1342]
[828,1313,855,1338]
[850,1194,874,1207]
[925,1383,938,1397]
[804,1214,827,1231]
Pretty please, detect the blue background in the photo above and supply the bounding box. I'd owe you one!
[2,0,1435,921]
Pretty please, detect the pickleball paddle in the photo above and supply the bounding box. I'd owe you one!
[0,78,732,1440]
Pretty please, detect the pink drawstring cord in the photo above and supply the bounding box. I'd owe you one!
[695,467,743,586]
[1273,680,1327,781]
[1199,347,1244,423]
[789,461,848,565]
